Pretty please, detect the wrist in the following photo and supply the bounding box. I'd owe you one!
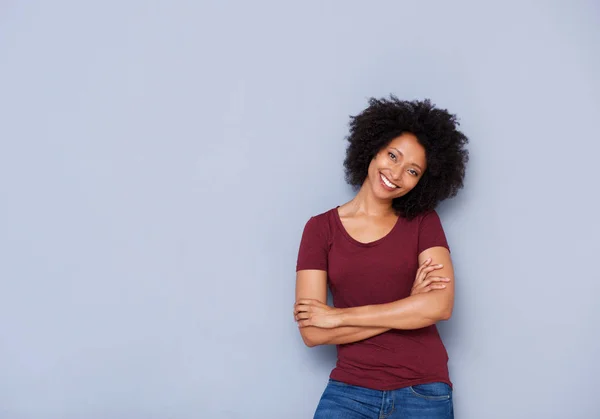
[335,307,352,327]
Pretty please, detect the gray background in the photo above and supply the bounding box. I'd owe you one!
[1,1,599,418]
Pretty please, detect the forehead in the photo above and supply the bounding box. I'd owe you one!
[387,133,426,158]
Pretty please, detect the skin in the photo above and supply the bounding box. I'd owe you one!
[294,133,455,347]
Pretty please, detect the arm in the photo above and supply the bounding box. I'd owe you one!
[338,247,454,329]
[295,269,390,347]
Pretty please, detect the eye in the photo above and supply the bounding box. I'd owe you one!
[388,152,397,161]
[408,169,419,177]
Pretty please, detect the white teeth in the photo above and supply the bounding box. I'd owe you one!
[381,174,397,188]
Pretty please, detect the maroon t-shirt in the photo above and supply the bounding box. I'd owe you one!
[296,207,452,391]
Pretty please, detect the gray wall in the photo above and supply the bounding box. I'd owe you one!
[1,1,599,418]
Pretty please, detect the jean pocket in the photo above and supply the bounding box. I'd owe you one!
[409,382,452,400]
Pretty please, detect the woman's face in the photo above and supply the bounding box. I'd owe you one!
[366,132,427,200]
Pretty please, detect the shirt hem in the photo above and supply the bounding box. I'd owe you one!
[328,372,453,391]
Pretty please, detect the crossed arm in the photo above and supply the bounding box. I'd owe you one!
[294,246,454,347]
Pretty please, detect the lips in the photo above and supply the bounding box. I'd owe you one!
[380,173,399,190]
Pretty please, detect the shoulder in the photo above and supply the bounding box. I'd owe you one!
[415,209,446,233]
[414,209,449,252]
[304,207,337,226]
[301,207,337,238]
[418,209,442,224]
[296,208,337,270]
[398,209,442,227]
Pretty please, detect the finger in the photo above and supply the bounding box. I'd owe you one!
[295,305,310,314]
[415,258,429,274]
[295,312,309,321]
[418,267,435,281]
[417,279,434,289]
[419,257,432,268]
[422,265,444,276]
[296,312,310,321]
[415,268,430,285]
[297,319,311,328]
[423,284,447,292]
[414,268,427,285]
[416,265,445,284]
[296,298,319,305]
[415,277,450,291]
[415,278,439,291]
[296,301,322,312]
[415,258,432,277]
[417,264,441,279]
[424,276,451,283]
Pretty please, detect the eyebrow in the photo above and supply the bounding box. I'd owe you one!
[392,148,424,172]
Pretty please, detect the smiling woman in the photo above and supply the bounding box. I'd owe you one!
[369,133,426,195]
[294,96,469,419]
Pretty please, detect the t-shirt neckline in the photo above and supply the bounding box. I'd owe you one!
[332,206,401,248]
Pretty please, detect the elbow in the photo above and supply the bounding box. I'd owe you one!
[438,306,453,321]
[419,295,453,323]
[438,311,451,321]
[303,338,318,348]
[300,329,323,347]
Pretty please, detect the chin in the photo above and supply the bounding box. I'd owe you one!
[371,181,394,200]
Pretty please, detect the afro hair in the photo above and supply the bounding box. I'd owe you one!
[343,96,469,219]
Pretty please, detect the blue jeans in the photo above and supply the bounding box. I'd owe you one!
[314,379,453,419]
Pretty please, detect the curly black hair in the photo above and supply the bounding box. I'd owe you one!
[343,96,469,219]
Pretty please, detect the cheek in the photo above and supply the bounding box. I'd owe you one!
[376,156,392,169]
[369,156,386,173]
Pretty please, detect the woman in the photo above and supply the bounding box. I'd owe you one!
[294,96,469,419]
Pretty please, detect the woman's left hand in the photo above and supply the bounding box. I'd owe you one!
[294,299,342,329]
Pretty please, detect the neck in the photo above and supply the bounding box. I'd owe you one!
[348,180,395,217]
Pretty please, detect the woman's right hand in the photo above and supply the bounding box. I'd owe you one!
[410,258,451,296]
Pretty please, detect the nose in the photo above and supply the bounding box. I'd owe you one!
[390,165,403,183]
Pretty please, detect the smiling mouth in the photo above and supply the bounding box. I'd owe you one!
[380,173,399,189]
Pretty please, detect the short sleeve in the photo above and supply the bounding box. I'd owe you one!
[296,216,329,272]
[418,210,450,254]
